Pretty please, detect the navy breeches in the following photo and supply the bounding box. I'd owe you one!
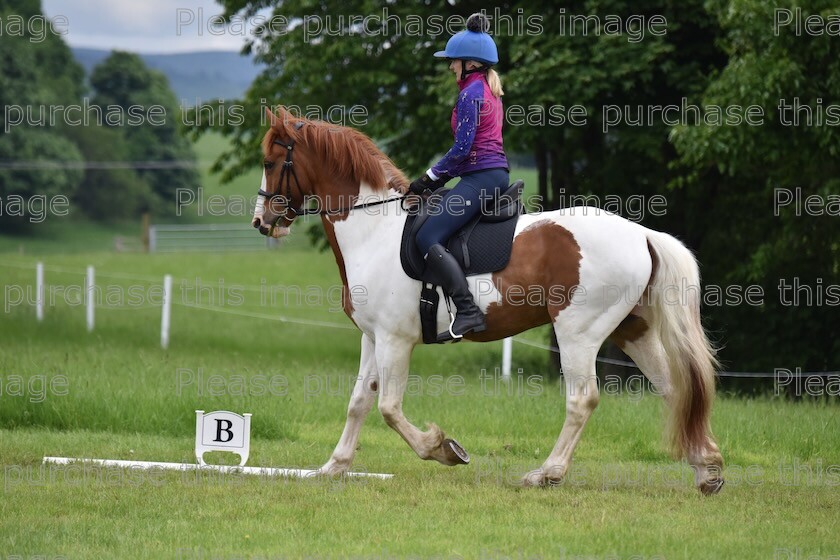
[415,168,510,255]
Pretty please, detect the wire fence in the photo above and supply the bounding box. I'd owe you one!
[148,224,278,253]
[1,260,837,380]
[0,160,198,170]
[0,260,353,348]
[509,336,840,378]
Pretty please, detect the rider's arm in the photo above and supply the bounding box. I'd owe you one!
[428,86,481,181]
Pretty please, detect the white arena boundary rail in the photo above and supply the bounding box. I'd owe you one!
[1,261,837,381]
[149,223,279,253]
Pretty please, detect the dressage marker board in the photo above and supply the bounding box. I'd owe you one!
[43,408,393,480]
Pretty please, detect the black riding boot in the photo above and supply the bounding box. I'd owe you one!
[425,243,486,337]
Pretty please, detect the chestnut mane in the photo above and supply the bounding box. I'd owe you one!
[262,106,409,193]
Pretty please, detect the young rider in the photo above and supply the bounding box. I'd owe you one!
[410,13,509,338]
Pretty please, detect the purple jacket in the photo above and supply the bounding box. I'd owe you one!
[428,72,508,180]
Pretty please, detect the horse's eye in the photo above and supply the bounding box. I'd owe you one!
[264,161,275,170]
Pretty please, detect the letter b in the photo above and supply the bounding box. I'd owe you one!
[214,419,234,442]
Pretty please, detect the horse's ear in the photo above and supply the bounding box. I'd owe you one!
[265,106,280,129]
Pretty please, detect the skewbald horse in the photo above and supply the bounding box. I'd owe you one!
[252,106,724,494]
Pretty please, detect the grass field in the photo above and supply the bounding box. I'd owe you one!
[1,134,837,558]
[1,244,838,559]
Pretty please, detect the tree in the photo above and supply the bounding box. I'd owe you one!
[670,0,840,373]
[194,0,726,376]
[0,0,84,228]
[89,51,200,210]
[197,1,837,380]
[65,124,154,220]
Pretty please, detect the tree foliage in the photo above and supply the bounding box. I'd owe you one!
[194,1,838,375]
[1,2,200,225]
[89,51,200,212]
[0,0,84,228]
[670,0,840,372]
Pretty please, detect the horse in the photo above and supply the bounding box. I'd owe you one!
[251,106,725,495]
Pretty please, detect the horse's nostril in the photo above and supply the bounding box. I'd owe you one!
[253,217,261,229]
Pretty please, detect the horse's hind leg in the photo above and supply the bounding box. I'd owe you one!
[611,314,724,493]
[523,327,600,486]
[375,334,469,466]
[610,313,672,398]
[319,333,379,476]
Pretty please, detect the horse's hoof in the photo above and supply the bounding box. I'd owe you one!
[699,478,725,495]
[442,438,470,465]
[521,467,564,487]
[521,469,546,487]
[316,461,350,478]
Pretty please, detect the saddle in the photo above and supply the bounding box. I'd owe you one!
[400,180,525,344]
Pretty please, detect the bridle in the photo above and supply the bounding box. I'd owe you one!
[256,122,406,227]
[257,122,311,221]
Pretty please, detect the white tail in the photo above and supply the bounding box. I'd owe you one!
[645,231,720,461]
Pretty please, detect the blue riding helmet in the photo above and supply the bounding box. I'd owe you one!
[433,14,498,65]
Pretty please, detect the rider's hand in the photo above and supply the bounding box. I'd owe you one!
[409,173,446,195]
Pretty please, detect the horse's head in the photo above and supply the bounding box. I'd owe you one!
[252,107,321,237]
[252,106,410,237]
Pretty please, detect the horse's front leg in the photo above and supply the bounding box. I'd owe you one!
[319,333,378,476]
[375,334,470,466]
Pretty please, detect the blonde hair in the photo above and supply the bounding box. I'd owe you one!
[465,61,504,98]
[486,68,504,98]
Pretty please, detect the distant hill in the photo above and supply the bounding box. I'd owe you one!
[72,48,263,104]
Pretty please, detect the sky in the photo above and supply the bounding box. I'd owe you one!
[42,0,257,53]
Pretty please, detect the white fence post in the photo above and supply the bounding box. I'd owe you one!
[85,266,95,332]
[161,274,172,349]
[36,262,44,321]
[148,225,157,253]
[502,337,512,380]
